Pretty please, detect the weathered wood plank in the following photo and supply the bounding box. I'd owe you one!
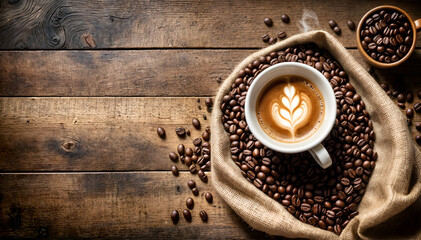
[0,97,212,171]
[0,172,270,239]
[0,0,420,49]
[1,96,420,172]
[1,49,420,97]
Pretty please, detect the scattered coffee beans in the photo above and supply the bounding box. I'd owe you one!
[406,108,414,118]
[205,192,213,203]
[416,135,421,145]
[177,144,185,155]
[360,9,413,63]
[277,31,287,40]
[169,152,178,162]
[198,169,208,183]
[264,17,273,26]
[171,165,179,176]
[191,187,199,196]
[192,118,201,129]
[416,123,421,131]
[186,197,194,209]
[221,43,377,235]
[328,20,337,29]
[262,34,270,42]
[268,37,277,45]
[175,127,186,137]
[407,92,414,103]
[380,83,389,91]
[397,93,406,103]
[281,14,290,23]
[347,20,355,31]
[157,127,166,138]
[183,209,192,222]
[199,210,208,222]
[171,210,179,224]
[187,180,196,189]
[414,103,421,112]
[333,26,341,35]
[205,98,213,108]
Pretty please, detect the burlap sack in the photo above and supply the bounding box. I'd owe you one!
[211,30,421,239]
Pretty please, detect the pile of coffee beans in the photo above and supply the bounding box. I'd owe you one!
[158,109,214,225]
[360,9,413,63]
[220,44,377,234]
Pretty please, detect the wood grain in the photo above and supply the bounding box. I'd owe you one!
[0,0,420,49]
[1,96,420,172]
[1,49,420,97]
[0,172,271,239]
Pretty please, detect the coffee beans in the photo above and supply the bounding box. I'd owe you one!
[414,103,421,112]
[175,127,186,137]
[187,180,196,189]
[183,209,192,222]
[277,31,286,40]
[264,17,273,26]
[360,9,413,63]
[198,169,208,183]
[222,43,377,235]
[281,14,290,23]
[199,210,208,222]
[169,152,178,162]
[205,192,213,203]
[186,197,194,209]
[205,98,213,108]
[262,34,270,42]
[157,127,166,138]
[191,187,199,196]
[171,210,179,224]
[192,118,201,129]
[347,20,355,31]
[333,26,341,35]
[416,135,421,145]
[171,165,179,176]
[406,108,414,118]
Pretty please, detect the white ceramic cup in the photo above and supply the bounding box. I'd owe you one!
[245,62,336,169]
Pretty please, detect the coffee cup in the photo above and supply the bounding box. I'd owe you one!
[245,62,336,169]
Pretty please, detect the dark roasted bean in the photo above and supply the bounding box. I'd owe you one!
[199,210,208,222]
[157,127,166,138]
[171,210,179,224]
[205,192,213,203]
[183,209,192,222]
[264,17,273,26]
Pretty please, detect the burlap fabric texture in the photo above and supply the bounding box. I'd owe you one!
[211,30,421,239]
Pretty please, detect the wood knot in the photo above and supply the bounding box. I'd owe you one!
[62,140,77,152]
[81,33,96,48]
[8,0,19,4]
[50,36,60,45]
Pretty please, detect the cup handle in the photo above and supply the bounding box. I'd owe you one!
[309,143,332,169]
[415,18,421,32]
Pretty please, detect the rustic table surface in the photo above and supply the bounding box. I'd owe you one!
[0,0,420,238]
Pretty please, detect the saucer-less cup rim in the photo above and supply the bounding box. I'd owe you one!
[356,5,421,68]
[244,62,336,168]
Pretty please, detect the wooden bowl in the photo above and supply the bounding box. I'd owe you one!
[356,5,421,68]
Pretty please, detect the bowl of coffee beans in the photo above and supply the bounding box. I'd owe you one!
[357,5,420,68]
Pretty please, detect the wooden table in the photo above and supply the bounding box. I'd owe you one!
[0,0,420,238]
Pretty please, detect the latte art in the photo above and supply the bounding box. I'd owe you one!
[256,75,324,143]
[271,84,312,140]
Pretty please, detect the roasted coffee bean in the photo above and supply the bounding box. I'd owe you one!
[264,17,273,26]
[301,203,311,212]
[189,164,198,174]
[416,135,421,145]
[185,147,193,157]
[171,165,179,176]
[281,14,290,23]
[414,102,421,112]
[416,123,421,131]
[186,197,194,209]
[192,118,201,129]
[191,187,199,196]
[169,152,178,161]
[328,20,337,28]
[198,170,208,182]
[193,137,202,146]
[406,108,414,118]
[205,192,213,203]
[175,127,186,137]
[183,209,192,222]
[268,37,277,45]
[347,20,355,31]
[205,98,213,108]
[171,210,179,224]
[277,31,287,40]
[333,26,341,35]
[199,210,208,222]
[407,92,414,103]
[187,180,196,189]
[397,93,406,103]
[157,127,166,138]
[262,34,270,42]
[177,144,185,155]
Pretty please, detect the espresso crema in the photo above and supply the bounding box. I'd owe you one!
[256,75,325,143]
